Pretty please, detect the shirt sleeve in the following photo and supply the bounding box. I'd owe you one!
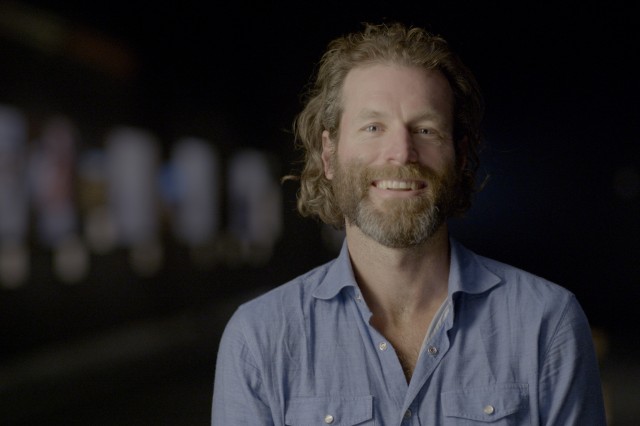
[211,309,274,426]
[538,295,606,425]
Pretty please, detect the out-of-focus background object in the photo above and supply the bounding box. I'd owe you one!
[0,1,638,424]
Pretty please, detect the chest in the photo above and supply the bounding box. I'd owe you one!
[277,301,537,425]
[273,293,543,426]
[371,309,439,380]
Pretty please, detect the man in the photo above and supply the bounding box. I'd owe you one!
[212,22,606,425]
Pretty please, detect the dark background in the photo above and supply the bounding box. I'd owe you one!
[1,1,638,424]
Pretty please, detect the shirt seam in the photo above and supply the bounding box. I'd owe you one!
[540,293,574,364]
[235,308,266,388]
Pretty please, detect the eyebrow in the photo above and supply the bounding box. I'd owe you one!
[356,108,386,121]
[356,108,444,123]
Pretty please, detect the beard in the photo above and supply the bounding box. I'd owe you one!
[331,156,459,248]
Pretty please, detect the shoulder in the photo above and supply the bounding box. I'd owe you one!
[474,250,593,337]
[481,254,569,295]
[455,243,594,349]
[453,241,582,321]
[217,258,341,371]
[460,241,574,303]
[246,259,333,311]
[223,258,336,337]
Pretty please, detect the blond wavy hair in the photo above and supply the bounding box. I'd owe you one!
[288,22,484,228]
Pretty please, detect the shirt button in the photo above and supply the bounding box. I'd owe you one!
[378,342,388,351]
[427,345,438,355]
[324,414,335,424]
[404,409,412,419]
[483,405,495,415]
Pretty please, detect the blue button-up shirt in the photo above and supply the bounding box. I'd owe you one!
[212,238,605,425]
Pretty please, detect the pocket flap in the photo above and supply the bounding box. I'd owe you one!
[285,395,373,425]
[441,383,528,422]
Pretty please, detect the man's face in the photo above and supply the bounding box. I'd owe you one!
[321,64,460,248]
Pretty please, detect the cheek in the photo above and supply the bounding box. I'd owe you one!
[337,139,380,164]
[335,159,369,191]
[335,126,377,162]
[416,145,456,170]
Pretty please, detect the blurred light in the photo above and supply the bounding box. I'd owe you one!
[53,235,89,284]
[83,205,117,255]
[78,149,117,254]
[227,149,282,266]
[0,1,138,79]
[105,126,160,247]
[0,102,291,284]
[0,240,29,289]
[0,105,28,243]
[105,126,162,277]
[129,239,163,278]
[29,115,78,247]
[0,105,29,288]
[169,137,220,247]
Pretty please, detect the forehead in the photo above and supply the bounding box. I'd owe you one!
[340,64,454,116]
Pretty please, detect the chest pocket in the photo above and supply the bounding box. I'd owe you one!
[441,383,529,425]
[285,395,374,426]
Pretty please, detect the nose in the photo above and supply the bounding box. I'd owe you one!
[384,127,418,164]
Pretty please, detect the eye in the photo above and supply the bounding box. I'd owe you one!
[414,127,445,146]
[363,124,381,133]
[415,128,433,135]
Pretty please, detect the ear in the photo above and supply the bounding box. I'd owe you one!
[321,130,335,180]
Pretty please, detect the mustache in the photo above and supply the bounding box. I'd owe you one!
[362,163,439,181]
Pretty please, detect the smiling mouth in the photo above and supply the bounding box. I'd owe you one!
[373,179,426,191]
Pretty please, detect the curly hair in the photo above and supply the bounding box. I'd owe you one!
[288,22,484,228]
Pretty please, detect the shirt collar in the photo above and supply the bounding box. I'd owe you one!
[448,238,502,296]
[312,240,358,300]
[312,237,502,300]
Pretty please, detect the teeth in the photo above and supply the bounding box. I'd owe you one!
[376,180,423,190]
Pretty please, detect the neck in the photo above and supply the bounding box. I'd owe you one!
[345,223,450,320]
